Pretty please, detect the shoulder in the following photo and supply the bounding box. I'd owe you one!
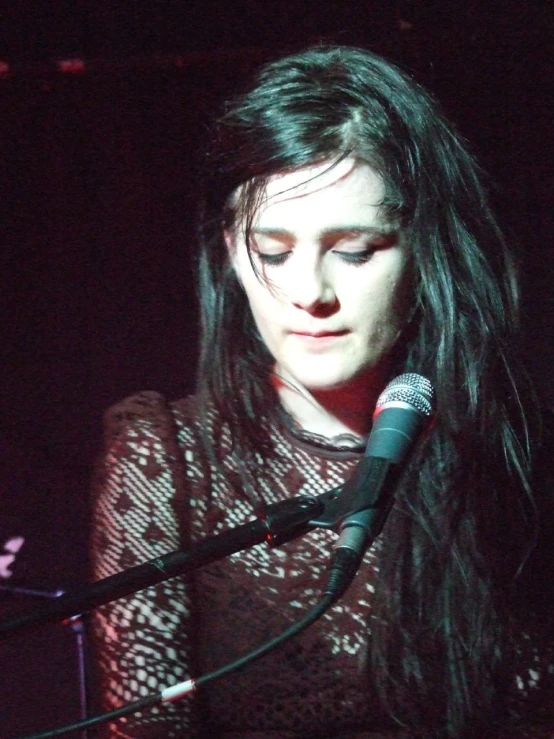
[91,392,198,572]
[103,390,179,437]
[93,391,201,518]
[101,390,200,447]
[96,391,203,497]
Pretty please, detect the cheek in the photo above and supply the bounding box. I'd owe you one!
[372,253,413,321]
[242,276,270,311]
[390,267,414,324]
[356,269,412,338]
[241,278,280,340]
[239,256,285,316]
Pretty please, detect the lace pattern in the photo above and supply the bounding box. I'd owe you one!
[90,392,554,737]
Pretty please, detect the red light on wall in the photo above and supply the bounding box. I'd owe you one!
[57,59,86,74]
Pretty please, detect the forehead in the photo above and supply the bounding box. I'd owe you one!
[251,158,386,228]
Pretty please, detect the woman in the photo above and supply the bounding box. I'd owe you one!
[91,46,553,737]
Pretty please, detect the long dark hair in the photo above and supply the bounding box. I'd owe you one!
[195,46,538,736]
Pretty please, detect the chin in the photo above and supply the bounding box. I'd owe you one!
[289,372,361,394]
[290,361,390,395]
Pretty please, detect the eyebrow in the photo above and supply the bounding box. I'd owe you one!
[250,225,398,237]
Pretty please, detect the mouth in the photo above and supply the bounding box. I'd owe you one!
[291,330,349,338]
[289,329,350,348]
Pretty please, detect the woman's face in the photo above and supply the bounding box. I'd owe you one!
[227,158,412,396]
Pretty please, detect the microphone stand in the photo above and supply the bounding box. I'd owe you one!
[0,494,324,642]
[0,466,391,643]
[0,584,90,739]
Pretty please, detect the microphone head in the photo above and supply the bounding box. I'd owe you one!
[374,373,436,420]
[366,374,436,463]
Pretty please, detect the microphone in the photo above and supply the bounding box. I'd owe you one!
[324,373,436,597]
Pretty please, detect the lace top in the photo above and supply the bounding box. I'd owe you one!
[90,391,554,738]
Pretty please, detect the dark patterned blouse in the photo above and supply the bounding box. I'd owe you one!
[90,392,554,738]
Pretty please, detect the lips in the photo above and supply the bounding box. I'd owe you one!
[291,329,349,337]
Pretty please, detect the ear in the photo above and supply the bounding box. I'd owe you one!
[223,227,235,257]
[224,228,243,284]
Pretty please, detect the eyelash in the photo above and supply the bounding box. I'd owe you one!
[256,247,376,267]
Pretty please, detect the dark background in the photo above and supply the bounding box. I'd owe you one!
[0,2,552,735]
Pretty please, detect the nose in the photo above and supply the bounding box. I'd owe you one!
[287,257,337,315]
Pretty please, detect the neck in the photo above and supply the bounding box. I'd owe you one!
[273,364,391,440]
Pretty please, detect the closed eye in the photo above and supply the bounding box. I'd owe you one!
[256,251,291,266]
[333,246,376,265]
[331,231,398,265]
[252,231,398,267]
[257,244,383,267]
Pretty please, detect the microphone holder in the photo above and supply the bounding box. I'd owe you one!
[0,468,394,644]
[0,494,323,643]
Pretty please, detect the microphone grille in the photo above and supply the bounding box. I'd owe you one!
[376,373,436,417]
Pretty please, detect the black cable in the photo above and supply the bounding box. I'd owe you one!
[10,694,162,739]
[197,592,335,688]
[15,530,364,739]
[14,592,337,739]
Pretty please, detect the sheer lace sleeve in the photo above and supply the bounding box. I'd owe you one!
[90,391,197,738]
